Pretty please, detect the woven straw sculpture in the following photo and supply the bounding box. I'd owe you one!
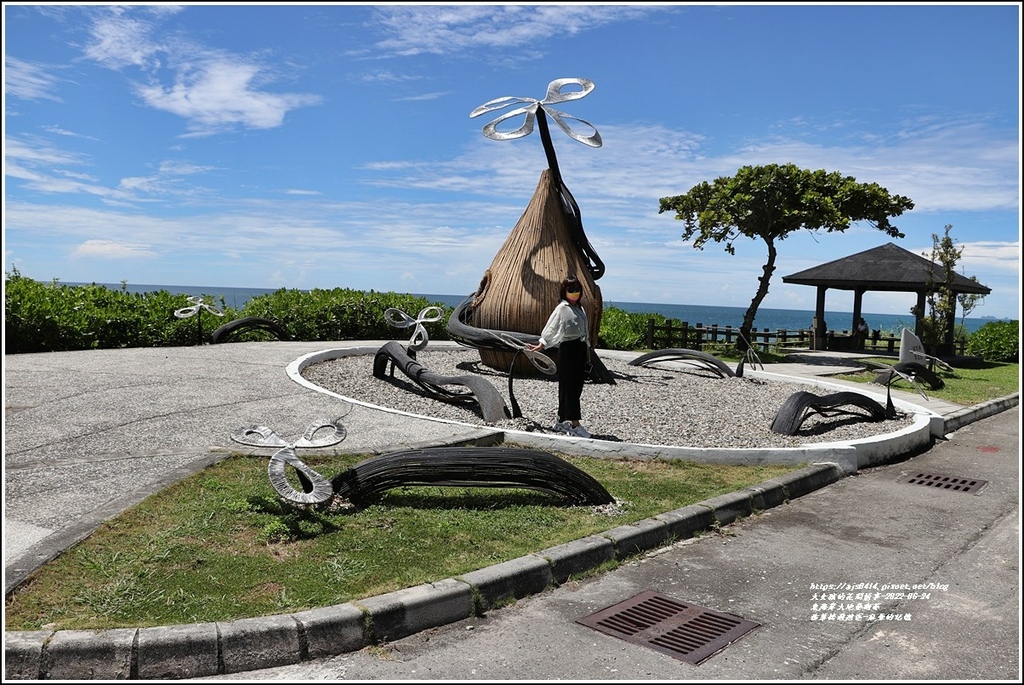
[471,168,602,374]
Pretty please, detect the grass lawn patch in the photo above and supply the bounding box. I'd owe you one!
[832,359,1018,406]
[4,452,801,631]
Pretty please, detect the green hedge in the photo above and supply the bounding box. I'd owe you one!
[3,271,453,354]
[965,320,1020,363]
[4,271,206,353]
[239,287,450,342]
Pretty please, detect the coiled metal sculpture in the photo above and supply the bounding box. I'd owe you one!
[232,420,614,508]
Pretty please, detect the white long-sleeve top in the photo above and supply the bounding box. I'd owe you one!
[538,300,588,349]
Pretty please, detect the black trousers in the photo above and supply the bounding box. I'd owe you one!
[556,338,587,422]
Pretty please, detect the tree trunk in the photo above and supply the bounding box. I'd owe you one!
[738,238,777,352]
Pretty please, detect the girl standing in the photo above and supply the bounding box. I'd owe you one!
[527,275,592,437]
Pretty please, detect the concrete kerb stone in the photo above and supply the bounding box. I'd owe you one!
[654,503,719,542]
[218,614,303,674]
[700,490,757,527]
[42,627,136,680]
[456,555,554,613]
[536,535,617,585]
[600,517,673,559]
[943,392,1019,435]
[136,622,220,680]
[743,478,788,512]
[291,602,368,661]
[352,578,475,645]
[4,631,48,680]
[766,462,847,501]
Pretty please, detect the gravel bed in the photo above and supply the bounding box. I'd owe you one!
[301,348,916,449]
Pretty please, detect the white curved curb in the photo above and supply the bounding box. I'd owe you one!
[288,347,943,474]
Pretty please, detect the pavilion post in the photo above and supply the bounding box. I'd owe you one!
[812,286,828,350]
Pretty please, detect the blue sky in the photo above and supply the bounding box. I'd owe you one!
[4,3,1021,319]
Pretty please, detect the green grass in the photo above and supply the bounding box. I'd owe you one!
[832,358,1019,406]
[4,452,800,632]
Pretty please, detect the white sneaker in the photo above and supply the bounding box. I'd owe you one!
[551,421,569,433]
[572,425,592,438]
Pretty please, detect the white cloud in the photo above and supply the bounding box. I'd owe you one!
[960,241,1022,273]
[42,125,100,140]
[369,5,668,57]
[81,6,322,135]
[118,160,215,194]
[83,9,163,70]
[4,56,63,101]
[71,239,157,260]
[135,59,322,135]
[394,91,452,102]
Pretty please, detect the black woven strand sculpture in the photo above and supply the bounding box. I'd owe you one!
[770,390,890,436]
[373,340,510,423]
[628,348,736,378]
[265,446,615,508]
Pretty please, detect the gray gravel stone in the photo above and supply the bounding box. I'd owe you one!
[301,349,914,449]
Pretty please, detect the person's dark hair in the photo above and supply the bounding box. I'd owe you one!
[559,275,583,303]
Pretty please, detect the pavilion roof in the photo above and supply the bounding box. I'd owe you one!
[782,242,991,295]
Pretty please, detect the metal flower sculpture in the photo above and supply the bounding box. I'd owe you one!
[384,306,444,352]
[470,77,602,148]
[174,296,225,345]
[230,418,348,506]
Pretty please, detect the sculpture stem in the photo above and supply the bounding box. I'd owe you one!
[536,107,562,183]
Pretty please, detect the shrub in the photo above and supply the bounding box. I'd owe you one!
[239,288,450,342]
[966,321,1019,363]
[597,306,669,351]
[3,270,228,353]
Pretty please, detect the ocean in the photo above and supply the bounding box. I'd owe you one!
[71,282,1000,335]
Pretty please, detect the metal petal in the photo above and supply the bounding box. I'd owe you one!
[416,306,444,323]
[267,447,334,504]
[200,303,224,317]
[230,424,289,448]
[294,419,347,448]
[173,305,200,319]
[384,307,417,329]
[481,104,538,141]
[541,77,595,105]
[469,95,537,119]
[543,106,603,148]
[495,332,558,375]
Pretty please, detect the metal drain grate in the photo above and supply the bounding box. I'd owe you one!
[576,590,760,665]
[902,471,988,494]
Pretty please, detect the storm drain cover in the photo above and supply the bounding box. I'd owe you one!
[576,590,760,665]
[902,471,988,494]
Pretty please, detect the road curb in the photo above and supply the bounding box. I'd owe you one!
[942,392,1019,434]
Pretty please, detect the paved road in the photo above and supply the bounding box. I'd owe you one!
[208,406,1020,681]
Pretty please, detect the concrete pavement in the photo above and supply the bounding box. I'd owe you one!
[3,341,1019,680]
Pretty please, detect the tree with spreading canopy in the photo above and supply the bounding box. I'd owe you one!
[659,163,915,351]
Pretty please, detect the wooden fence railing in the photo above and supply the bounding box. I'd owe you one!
[644,319,966,355]
[645,319,809,352]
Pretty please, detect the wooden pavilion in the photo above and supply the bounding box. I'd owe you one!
[782,242,991,354]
